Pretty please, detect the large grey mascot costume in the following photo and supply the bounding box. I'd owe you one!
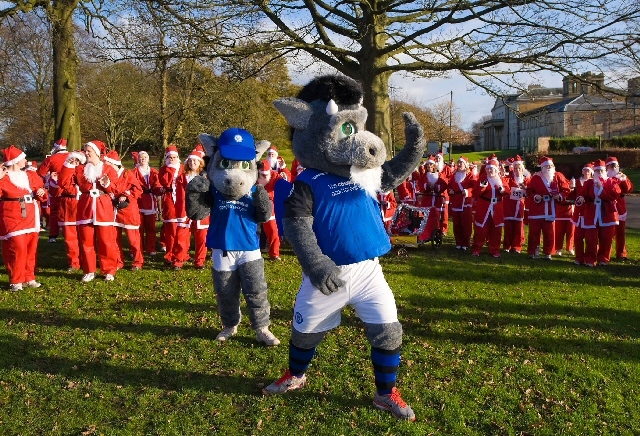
[262,75,425,421]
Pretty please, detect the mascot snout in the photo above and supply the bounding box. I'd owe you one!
[327,131,386,169]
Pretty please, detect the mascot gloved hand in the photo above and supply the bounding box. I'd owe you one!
[186,127,280,346]
[263,75,425,422]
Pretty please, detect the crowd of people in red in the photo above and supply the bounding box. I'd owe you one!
[388,152,633,266]
[0,140,297,291]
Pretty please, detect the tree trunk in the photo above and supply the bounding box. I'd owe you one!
[159,56,169,153]
[49,1,81,150]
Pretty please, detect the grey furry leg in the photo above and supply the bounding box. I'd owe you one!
[363,322,403,350]
[237,258,270,329]
[212,269,242,327]
[291,328,327,349]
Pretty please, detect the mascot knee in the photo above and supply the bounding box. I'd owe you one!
[364,322,403,351]
[291,328,326,350]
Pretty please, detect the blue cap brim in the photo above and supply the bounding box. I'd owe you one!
[219,145,256,161]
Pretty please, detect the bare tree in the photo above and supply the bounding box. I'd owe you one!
[243,0,640,153]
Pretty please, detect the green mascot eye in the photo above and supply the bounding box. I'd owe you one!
[219,159,231,169]
[338,122,356,139]
[241,161,250,170]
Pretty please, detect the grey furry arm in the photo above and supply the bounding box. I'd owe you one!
[381,112,425,192]
[252,184,272,223]
[186,175,213,220]
[283,216,345,295]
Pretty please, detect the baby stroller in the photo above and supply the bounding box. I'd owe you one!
[390,204,443,248]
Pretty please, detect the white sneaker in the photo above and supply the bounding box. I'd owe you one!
[9,283,22,292]
[25,280,41,288]
[104,274,115,281]
[149,252,157,256]
[216,325,238,341]
[556,250,562,256]
[568,249,575,256]
[256,327,280,346]
[81,273,95,282]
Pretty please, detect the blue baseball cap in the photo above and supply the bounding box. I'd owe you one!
[218,127,256,161]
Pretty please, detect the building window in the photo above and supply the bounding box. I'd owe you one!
[594,113,606,124]
[573,114,582,125]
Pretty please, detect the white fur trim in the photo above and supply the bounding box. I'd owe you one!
[86,141,101,156]
[5,151,26,167]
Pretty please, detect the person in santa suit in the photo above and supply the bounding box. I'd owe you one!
[257,160,283,261]
[378,189,397,240]
[571,163,593,266]
[606,156,633,260]
[574,159,621,266]
[417,156,449,235]
[434,152,453,181]
[104,151,145,271]
[447,156,476,250]
[471,155,509,257]
[37,138,68,243]
[290,158,305,183]
[275,156,292,182]
[554,171,576,257]
[265,144,280,171]
[131,151,162,256]
[396,175,416,205]
[59,140,120,282]
[175,145,210,269]
[0,146,47,291]
[158,145,189,266]
[525,156,570,260]
[502,156,529,254]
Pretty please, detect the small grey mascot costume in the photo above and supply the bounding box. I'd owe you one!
[186,127,280,346]
[263,76,425,421]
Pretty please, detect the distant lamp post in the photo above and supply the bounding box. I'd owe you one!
[449,90,453,162]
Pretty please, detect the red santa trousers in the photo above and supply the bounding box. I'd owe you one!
[168,224,191,267]
[116,227,144,268]
[554,219,575,254]
[189,221,208,268]
[527,219,555,256]
[162,222,179,263]
[471,216,502,256]
[48,196,61,239]
[596,225,616,264]
[451,208,473,248]
[60,225,80,270]
[78,224,118,275]
[574,226,586,265]
[615,221,627,259]
[139,213,158,254]
[2,233,39,285]
[503,219,525,252]
[262,219,280,258]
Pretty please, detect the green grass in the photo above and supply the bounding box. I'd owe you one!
[1,228,640,435]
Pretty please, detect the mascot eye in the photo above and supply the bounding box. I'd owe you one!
[240,161,251,170]
[338,122,356,139]
[219,159,231,169]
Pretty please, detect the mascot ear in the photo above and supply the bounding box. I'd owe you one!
[199,133,218,157]
[255,140,272,161]
[273,97,313,130]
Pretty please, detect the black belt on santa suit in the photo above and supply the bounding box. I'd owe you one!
[1,195,34,218]
[480,196,501,204]
[80,189,110,198]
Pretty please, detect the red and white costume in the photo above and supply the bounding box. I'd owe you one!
[571,165,592,266]
[447,156,476,249]
[159,145,189,264]
[276,156,292,182]
[59,141,119,277]
[37,139,68,241]
[0,146,47,287]
[525,156,570,257]
[606,157,634,259]
[132,151,162,255]
[378,191,397,237]
[502,157,529,253]
[554,172,575,256]
[396,177,416,205]
[471,156,508,257]
[258,161,281,260]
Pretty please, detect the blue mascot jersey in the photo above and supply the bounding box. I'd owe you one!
[293,169,391,265]
[206,185,260,251]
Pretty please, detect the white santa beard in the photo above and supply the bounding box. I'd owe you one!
[84,161,104,183]
[607,168,619,178]
[454,171,466,183]
[436,161,444,172]
[138,165,150,176]
[426,172,439,184]
[514,175,524,184]
[350,166,382,199]
[7,170,31,190]
[266,156,278,169]
[487,174,502,187]
[542,168,555,183]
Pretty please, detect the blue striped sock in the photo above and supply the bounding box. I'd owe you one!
[371,346,401,395]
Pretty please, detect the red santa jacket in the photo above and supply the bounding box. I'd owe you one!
[396,179,416,204]
[447,170,476,211]
[115,168,143,229]
[472,175,509,227]
[133,165,162,215]
[177,172,210,230]
[575,177,621,228]
[525,173,571,221]
[503,173,529,221]
[416,172,448,210]
[37,150,69,178]
[570,178,588,226]
[0,170,46,239]
[377,191,397,223]
[159,164,187,222]
[613,175,633,220]
[554,173,575,221]
[59,161,119,226]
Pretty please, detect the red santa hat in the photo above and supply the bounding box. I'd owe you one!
[68,151,86,164]
[2,145,26,166]
[85,140,107,157]
[258,159,271,175]
[187,144,205,163]
[266,145,278,156]
[538,155,553,167]
[104,150,122,166]
[53,138,67,150]
[131,152,139,165]
[512,155,524,167]
[436,151,444,159]
[605,156,619,167]
[276,156,286,168]
[593,159,606,171]
[165,145,179,159]
[582,162,594,173]
[485,154,499,169]
[426,155,436,164]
